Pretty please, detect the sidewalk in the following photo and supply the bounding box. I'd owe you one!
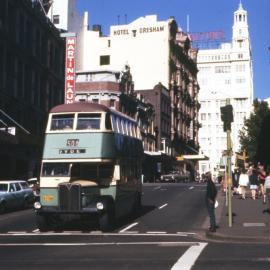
[205,188,270,242]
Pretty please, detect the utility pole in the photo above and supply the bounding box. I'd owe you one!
[220,99,234,227]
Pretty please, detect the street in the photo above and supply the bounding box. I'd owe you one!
[0,183,270,270]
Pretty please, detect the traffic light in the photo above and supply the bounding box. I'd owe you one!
[220,104,234,131]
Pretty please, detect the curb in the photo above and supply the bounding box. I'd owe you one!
[205,230,270,243]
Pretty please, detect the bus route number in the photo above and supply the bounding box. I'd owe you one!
[66,139,79,147]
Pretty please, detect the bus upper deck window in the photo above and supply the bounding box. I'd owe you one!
[77,113,101,130]
[50,114,74,131]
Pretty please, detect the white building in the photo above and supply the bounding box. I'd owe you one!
[46,0,82,33]
[77,13,174,91]
[197,2,253,176]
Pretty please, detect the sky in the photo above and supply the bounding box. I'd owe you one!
[76,0,270,100]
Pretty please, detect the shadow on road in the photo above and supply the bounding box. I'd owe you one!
[43,204,156,232]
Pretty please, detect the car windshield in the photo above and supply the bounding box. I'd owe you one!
[0,183,8,192]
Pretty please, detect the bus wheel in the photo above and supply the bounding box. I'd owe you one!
[99,206,115,232]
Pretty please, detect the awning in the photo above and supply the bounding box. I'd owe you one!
[182,154,209,161]
[144,151,162,156]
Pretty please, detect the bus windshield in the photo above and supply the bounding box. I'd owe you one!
[41,162,114,181]
[70,163,114,181]
[41,163,70,177]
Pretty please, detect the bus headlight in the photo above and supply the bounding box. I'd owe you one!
[96,202,104,210]
[34,202,42,209]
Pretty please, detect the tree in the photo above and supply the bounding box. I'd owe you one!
[239,99,270,165]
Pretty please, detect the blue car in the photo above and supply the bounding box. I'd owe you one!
[0,180,35,213]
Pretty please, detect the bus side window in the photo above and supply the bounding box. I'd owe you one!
[111,115,117,132]
[132,124,136,138]
[127,121,131,136]
[117,117,122,134]
[122,119,127,135]
[105,113,112,130]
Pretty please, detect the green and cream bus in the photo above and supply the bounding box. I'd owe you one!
[34,103,143,231]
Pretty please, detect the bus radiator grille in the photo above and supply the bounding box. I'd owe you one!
[59,183,81,211]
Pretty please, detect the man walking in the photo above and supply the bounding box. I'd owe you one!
[205,172,218,232]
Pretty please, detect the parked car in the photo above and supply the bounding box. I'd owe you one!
[160,170,190,183]
[0,180,35,213]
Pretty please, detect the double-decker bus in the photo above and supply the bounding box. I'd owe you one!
[34,103,143,231]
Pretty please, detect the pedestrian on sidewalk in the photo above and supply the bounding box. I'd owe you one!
[238,168,249,199]
[264,170,270,209]
[205,172,217,232]
[249,165,259,200]
[257,163,266,199]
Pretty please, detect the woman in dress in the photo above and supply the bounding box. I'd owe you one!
[238,168,249,199]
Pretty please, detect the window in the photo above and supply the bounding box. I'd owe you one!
[71,163,114,181]
[201,113,206,121]
[236,64,245,72]
[236,78,245,84]
[42,163,70,177]
[105,113,112,130]
[15,183,21,191]
[100,55,110,65]
[53,15,60,24]
[116,117,123,133]
[0,184,8,192]
[50,114,74,130]
[110,99,115,107]
[77,113,101,130]
[20,182,29,189]
[9,184,16,192]
[111,115,117,132]
[215,66,231,73]
[122,119,127,134]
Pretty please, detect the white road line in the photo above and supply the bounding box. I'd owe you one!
[32,229,39,233]
[0,241,202,247]
[177,232,196,236]
[8,231,27,234]
[189,186,194,190]
[158,203,168,209]
[171,242,208,270]
[153,186,161,191]
[119,222,138,233]
[0,232,196,237]
[146,231,167,234]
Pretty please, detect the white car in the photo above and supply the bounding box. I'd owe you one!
[0,180,35,213]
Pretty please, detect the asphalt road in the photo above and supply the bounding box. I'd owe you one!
[0,183,270,270]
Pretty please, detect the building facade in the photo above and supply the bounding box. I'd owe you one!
[0,0,65,179]
[197,2,253,177]
[48,1,200,179]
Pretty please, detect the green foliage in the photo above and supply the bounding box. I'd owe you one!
[239,99,270,164]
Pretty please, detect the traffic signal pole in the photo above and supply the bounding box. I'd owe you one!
[220,98,233,227]
[227,128,233,227]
